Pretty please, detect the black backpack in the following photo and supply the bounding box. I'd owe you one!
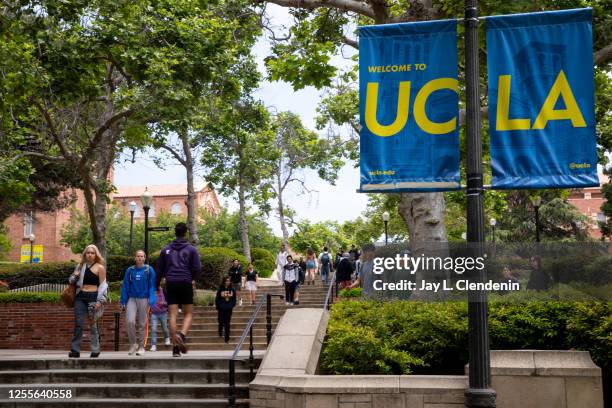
[321,252,330,266]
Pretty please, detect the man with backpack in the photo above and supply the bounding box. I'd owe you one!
[120,250,156,356]
[318,246,332,285]
[156,223,201,357]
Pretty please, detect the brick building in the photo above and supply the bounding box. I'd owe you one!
[3,182,221,263]
[567,172,609,239]
[112,182,221,221]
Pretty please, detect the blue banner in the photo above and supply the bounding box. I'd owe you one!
[359,20,460,192]
[487,8,598,189]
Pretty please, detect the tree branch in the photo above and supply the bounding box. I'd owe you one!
[343,36,358,49]
[260,0,376,20]
[28,97,74,161]
[594,43,612,66]
[81,108,134,167]
[160,144,188,167]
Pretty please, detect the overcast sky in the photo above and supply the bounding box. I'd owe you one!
[114,5,369,236]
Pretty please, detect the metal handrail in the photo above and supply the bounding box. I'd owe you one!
[323,270,338,311]
[228,292,284,407]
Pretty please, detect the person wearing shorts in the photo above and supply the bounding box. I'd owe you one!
[156,223,201,357]
[244,263,258,305]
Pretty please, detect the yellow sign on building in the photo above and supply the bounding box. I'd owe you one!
[20,245,44,263]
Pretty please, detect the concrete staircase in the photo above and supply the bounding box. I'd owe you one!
[0,282,330,407]
[0,354,259,407]
[150,282,329,352]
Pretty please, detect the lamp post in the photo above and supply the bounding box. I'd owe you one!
[464,1,495,406]
[531,196,542,243]
[382,211,389,245]
[141,188,153,260]
[129,201,137,256]
[489,218,497,244]
[28,234,35,264]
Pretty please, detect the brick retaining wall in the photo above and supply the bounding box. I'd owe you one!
[0,303,126,351]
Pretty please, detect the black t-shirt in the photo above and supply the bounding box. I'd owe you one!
[246,271,257,282]
[229,265,242,283]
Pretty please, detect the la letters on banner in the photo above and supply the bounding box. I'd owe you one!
[487,8,599,189]
[359,20,460,192]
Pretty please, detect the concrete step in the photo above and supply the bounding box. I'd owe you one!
[0,398,249,407]
[0,384,249,400]
[0,369,254,384]
[0,357,259,371]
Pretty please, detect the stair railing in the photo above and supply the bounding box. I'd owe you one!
[228,292,284,407]
[323,270,338,311]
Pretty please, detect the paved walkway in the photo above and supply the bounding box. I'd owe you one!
[0,349,265,360]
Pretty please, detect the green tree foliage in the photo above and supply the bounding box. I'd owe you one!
[289,220,349,254]
[199,97,278,261]
[0,0,259,257]
[260,0,612,243]
[271,111,345,242]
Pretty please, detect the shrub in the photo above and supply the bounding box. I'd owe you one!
[338,287,363,298]
[0,291,120,303]
[322,299,611,392]
[250,248,275,278]
[194,291,215,306]
[199,247,248,289]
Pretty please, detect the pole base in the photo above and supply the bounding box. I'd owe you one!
[465,388,496,407]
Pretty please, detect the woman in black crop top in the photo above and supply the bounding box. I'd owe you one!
[68,244,106,359]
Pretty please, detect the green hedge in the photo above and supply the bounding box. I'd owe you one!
[322,300,611,380]
[0,255,136,284]
[199,247,248,289]
[0,291,120,303]
[251,247,275,278]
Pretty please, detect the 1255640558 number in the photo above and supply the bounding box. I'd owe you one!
[5,388,74,399]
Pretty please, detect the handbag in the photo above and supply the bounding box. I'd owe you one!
[61,283,77,308]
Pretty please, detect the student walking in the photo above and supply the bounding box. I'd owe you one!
[120,250,156,356]
[305,249,317,285]
[215,277,236,343]
[282,255,301,305]
[336,252,354,289]
[68,245,108,358]
[275,244,289,286]
[244,263,258,305]
[319,247,332,285]
[156,223,201,357]
[228,259,243,306]
[149,288,171,351]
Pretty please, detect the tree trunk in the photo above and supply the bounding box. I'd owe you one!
[238,182,251,262]
[276,167,290,245]
[398,192,448,253]
[179,129,199,245]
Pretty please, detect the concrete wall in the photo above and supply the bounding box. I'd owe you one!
[250,308,604,408]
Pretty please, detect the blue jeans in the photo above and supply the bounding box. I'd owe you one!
[71,291,100,353]
[149,312,169,345]
[321,264,330,283]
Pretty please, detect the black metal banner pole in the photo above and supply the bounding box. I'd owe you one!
[143,206,150,260]
[464,1,496,407]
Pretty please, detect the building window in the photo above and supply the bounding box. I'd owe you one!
[584,192,591,199]
[23,212,34,237]
[171,202,183,215]
[148,202,156,218]
[133,206,141,218]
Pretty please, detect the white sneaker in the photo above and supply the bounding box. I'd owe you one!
[239,299,243,306]
[164,338,171,346]
[149,345,157,352]
[128,344,137,356]
[286,302,290,305]
[136,346,145,356]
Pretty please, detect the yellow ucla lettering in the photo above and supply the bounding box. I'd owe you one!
[496,75,530,131]
[365,81,411,137]
[413,78,459,135]
[532,70,586,130]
